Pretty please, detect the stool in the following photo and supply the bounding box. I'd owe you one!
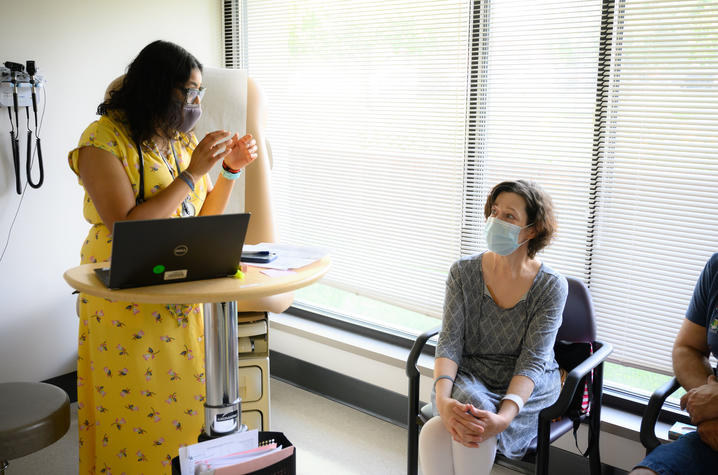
[0,382,70,474]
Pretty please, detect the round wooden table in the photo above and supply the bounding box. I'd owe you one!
[64,257,330,438]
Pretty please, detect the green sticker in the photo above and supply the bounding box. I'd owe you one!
[153,265,166,274]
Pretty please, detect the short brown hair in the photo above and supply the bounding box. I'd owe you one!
[483,180,557,258]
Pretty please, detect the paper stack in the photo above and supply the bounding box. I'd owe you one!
[179,430,294,475]
[668,421,696,440]
[242,243,329,271]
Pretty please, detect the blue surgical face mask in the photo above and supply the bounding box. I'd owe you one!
[485,217,532,256]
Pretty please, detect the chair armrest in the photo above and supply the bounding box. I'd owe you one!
[639,376,681,453]
[540,341,613,422]
[406,325,440,475]
[406,325,441,378]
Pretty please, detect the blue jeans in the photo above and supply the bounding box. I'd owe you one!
[635,431,718,475]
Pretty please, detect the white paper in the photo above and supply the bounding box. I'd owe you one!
[179,430,259,475]
[260,268,296,278]
[207,446,283,469]
[243,243,329,270]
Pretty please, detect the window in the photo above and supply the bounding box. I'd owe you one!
[589,0,718,380]
[227,0,718,398]
[232,0,472,327]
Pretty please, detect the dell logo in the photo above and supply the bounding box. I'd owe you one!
[174,245,189,256]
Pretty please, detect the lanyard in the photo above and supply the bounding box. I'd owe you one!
[159,142,182,179]
[134,140,196,216]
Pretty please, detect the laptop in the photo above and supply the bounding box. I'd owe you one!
[94,213,250,289]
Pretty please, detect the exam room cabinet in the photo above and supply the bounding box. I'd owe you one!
[237,312,270,431]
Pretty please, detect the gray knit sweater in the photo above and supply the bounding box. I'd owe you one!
[434,252,568,459]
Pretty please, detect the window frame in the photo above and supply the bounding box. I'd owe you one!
[228,0,706,424]
[286,303,691,425]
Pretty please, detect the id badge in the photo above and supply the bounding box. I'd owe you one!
[180,198,195,217]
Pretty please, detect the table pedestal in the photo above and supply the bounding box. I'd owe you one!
[63,257,331,442]
[202,301,247,438]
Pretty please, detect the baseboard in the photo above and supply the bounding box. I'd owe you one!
[269,350,628,475]
[43,371,77,403]
[269,350,408,426]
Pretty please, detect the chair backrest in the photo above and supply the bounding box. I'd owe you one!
[103,68,276,245]
[193,67,248,216]
[556,276,597,343]
[196,67,277,245]
[194,67,248,140]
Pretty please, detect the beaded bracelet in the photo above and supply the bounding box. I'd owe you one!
[178,170,195,192]
[222,161,241,174]
[220,168,242,180]
[221,161,243,180]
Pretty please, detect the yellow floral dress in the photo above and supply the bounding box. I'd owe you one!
[68,113,210,474]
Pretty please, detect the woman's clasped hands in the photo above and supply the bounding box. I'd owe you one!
[437,397,510,448]
[186,130,258,179]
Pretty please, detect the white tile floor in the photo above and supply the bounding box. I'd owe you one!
[271,379,519,475]
[7,378,519,474]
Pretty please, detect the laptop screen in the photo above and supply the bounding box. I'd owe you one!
[99,213,250,289]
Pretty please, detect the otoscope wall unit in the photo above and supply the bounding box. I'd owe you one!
[0,67,44,108]
[2,60,46,194]
[0,78,44,107]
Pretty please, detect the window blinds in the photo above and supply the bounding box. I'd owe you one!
[231,0,718,375]
[240,0,471,318]
[589,0,718,375]
[223,0,245,69]
[461,0,603,284]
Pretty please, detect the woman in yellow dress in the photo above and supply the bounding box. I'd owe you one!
[68,40,257,474]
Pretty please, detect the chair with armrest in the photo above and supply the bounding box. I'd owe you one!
[639,377,682,454]
[639,367,717,455]
[406,276,613,475]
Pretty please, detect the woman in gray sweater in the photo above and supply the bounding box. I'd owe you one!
[419,180,568,475]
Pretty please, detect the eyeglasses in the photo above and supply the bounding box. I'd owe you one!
[182,87,206,104]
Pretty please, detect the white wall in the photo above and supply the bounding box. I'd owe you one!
[0,0,223,383]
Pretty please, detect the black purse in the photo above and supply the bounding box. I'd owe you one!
[555,340,594,456]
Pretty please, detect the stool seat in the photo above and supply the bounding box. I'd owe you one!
[0,382,70,462]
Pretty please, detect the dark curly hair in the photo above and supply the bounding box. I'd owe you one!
[97,40,203,146]
[483,180,557,258]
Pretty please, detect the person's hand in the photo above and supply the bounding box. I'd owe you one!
[697,418,718,451]
[436,397,485,448]
[222,133,258,172]
[463,405,510,441]
[186,130,234,179]
[680,375,718,424]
